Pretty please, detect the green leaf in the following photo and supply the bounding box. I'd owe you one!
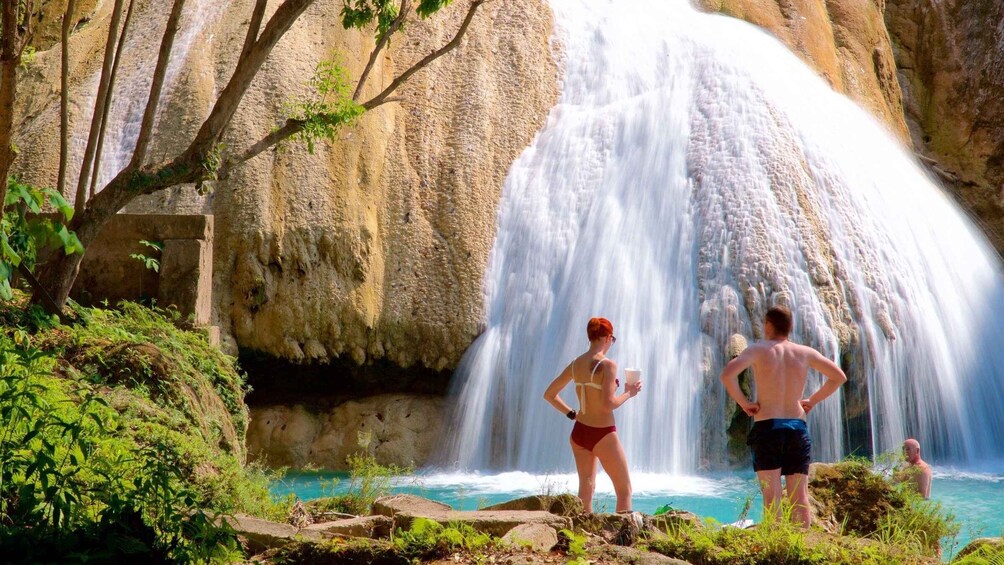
[56,226,84,255]
[44,189,75,222]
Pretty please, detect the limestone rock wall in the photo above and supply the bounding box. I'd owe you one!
[14,0,559,372]
[247,395,445,469]
[885,0,1004,252]
[697,0,909,143]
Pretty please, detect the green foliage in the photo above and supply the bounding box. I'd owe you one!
[871,494,958,556]
[0,298,292,560]
[953,540,1004,565]
[341,0,400,38]
[559,528,589,564]
[393,517,495,561]
[309,451,413,516]
[339,0,453,38]
[129,240,163,273]
[19,45,36,69]
[0,333,242,561]
[287,60,365,154]
[646,514,908,565]
[1,178,83,300]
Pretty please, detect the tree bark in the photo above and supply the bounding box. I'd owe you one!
[129,0,186,170]
[240,0,268,63]
[58,0,79,199]
[74,0,127,215]
[0,0,22,208]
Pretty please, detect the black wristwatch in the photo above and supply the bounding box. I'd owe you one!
[566,409,576,420]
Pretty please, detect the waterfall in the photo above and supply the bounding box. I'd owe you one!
[67,0,224,201]
[442,0,1004,474]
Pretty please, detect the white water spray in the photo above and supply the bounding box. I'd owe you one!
[443,0,1004,473]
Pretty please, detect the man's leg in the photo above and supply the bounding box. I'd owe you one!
[755,469,783,522]
[785,473,811,528]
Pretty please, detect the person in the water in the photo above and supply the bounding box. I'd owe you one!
[719,305,847,528]
[895,438,932,499]
[544,317,642,513]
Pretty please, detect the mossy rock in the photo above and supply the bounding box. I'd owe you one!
[809,461,904,536]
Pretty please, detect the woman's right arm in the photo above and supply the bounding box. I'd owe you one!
[603,360,640,411]
[543,363,575,416]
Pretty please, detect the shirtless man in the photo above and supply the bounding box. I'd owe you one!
[719,306,847,528]
[897,439,932,499]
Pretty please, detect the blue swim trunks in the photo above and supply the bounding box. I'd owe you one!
[747,418,812,475]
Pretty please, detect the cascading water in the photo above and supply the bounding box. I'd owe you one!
[442,0,1004,474]
[66,0,224,201]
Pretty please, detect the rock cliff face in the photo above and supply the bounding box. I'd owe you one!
[14,0,560,372]
[696,0,909,143]
[885,0,1004,252]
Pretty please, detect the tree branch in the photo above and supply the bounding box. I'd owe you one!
[129,0,187,170]
[89,0,137,198]
[362,0,484,111]
[58,0,78,198]
[241,0,268,62]
[74,0,127,215]
[352,0,410,102]
[183,0,314,162]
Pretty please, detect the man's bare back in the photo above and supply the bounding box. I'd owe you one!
[718,306,847,529]
[744,340,843,420]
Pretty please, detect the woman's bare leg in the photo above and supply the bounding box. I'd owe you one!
[593,432,632,512]
[571,438,598,513]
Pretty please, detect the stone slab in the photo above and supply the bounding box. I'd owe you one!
[223,514,326,553]
[500,523,558,552]
[372,494,453,517]
[304,515,394,539]
[395,510,572,537]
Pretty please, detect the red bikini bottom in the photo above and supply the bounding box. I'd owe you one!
[571,421,617,452]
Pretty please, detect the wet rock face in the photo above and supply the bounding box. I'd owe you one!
[885,0,1004,252]
[15,0,559,372]
[695,0,909,142]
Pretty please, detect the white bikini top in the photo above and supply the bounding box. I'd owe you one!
[574,358,606,415]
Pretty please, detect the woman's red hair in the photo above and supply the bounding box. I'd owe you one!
[587,317,614,341]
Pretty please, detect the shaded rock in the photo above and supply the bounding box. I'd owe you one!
[263,536,407,565]
[247,394,445,469]
[500,523,558,552]
[595,544,692,565]
[643,511,703,537]
[574,512,645,546]
[303,515,394,540]
[288,500,313,528]
[885,0,1004,254]
[403,510,571,537]
[223,514,326,554]
[482,493,582,516]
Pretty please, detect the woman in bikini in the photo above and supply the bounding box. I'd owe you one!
[543,317,642,513]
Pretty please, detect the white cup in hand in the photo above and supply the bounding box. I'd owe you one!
[625,368,641,386]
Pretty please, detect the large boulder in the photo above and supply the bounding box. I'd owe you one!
[500,523,559,552]
[954,537,1004,562]
[482,494,583,516]
[246,394,444,469]
[303,515,394,540]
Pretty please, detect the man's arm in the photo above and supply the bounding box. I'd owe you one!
[918,466,932,499]
[719,349,759,417]
[800,349,848,414]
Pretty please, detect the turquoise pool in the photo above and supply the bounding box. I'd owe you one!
[272,468,1004,559]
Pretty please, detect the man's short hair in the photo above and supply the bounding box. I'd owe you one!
[765,306,792,336]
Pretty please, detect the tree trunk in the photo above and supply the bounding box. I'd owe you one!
[0,0,22,207]
[37,157,199,307]
[58,0,78,198]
